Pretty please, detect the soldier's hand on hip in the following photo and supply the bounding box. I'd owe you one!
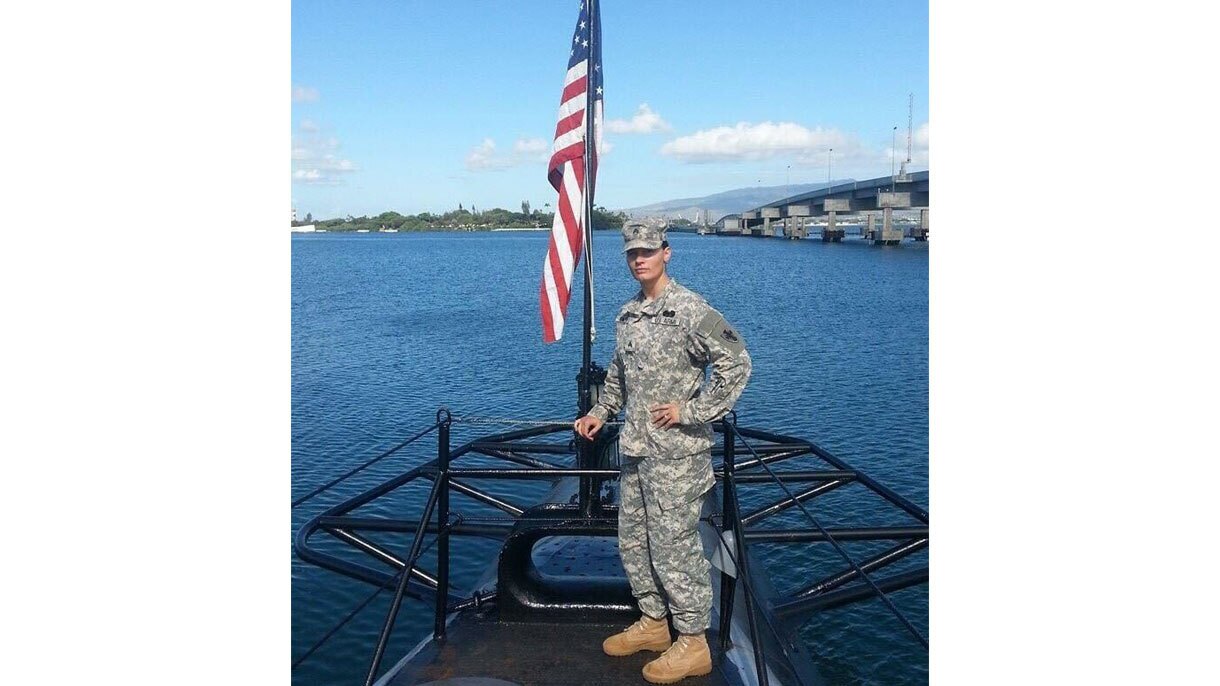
[649,402,681,429]
[575,414,604,440]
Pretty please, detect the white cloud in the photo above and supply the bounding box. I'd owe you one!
[292,122,357,185]
[606,103,671,134]
[292,154,358,185]
[466,138,514,171]
[292,85,319,103]
[466,131,620,172]
[513,137,548,155]
[466,136,552,171]
[660,121,845,162]
[657,120,931,176]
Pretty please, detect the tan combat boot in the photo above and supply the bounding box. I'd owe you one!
[602,614,672,656]
[641,632,712,684]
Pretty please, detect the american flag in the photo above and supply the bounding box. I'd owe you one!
[540,0,602,343]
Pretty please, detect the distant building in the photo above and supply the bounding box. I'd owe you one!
[291,207,316,233]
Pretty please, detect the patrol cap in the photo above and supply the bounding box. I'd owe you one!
[621,218,668,253]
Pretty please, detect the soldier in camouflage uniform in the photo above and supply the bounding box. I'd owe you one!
[575,219,751,684]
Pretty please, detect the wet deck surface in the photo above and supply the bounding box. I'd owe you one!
[386,619,735,686]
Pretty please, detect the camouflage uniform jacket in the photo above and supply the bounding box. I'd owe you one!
[589,279,751,459]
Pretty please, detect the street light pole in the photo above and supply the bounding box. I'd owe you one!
[827,148,833,188]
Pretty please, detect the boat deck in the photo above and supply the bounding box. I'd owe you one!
[384,617,737,686]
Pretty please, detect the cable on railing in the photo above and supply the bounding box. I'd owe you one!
[291,583,385,671]
[294,510,458,672]
[450,414,623,427]
[441,514,616,525]
[724,422,928,649]
[292,421,440,509]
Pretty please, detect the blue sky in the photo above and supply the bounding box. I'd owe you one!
[292,0,928,219]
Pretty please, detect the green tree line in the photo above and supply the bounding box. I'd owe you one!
[299,205,628,233]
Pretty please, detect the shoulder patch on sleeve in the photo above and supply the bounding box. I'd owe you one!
[717,324,745,353]
[694,309,745,353]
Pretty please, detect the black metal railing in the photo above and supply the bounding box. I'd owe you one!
[721,419,929,650]
[292,406,928,685]
[717,412,770,685]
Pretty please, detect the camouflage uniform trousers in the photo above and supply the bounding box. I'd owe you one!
[618,451,715,635]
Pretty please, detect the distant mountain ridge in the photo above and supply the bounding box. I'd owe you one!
[619,180,855,223]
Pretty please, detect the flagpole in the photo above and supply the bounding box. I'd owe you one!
[578,0,598,518]
[579,0,597,419]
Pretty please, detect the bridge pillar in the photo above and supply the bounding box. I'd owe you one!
[911,209,929,241]
[785,204,810,239]
[760,208,781,237]
[822,211,844,242]
[874,208,902,245]
[786,218,804,239]
[739,211,758,236]
[864,213,876,241]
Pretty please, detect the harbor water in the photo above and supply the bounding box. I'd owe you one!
[292,231,928,685]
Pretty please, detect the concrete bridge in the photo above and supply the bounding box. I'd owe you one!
[715,170,929,244]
